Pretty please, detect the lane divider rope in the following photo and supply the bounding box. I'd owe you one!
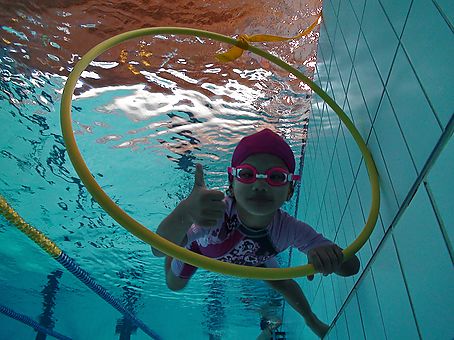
[0,195,161,339]
[0,304,71,340]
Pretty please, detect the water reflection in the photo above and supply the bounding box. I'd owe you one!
[0,0,322,338]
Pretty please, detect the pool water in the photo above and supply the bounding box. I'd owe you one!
[0,1,322,339]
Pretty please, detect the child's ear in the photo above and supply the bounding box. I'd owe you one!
[227,183,235,198]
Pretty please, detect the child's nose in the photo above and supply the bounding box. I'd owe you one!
[252,178,270,190]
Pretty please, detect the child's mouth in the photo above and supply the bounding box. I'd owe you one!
[248,196,272,202]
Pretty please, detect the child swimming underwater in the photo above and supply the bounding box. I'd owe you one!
[152,128,360,338]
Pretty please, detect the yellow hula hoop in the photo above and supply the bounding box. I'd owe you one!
[60,27,380,280]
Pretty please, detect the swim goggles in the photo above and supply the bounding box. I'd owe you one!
[228,164,301,187]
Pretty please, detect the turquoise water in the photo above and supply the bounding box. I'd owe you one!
[0,2,321,339]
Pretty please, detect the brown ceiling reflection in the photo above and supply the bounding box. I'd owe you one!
[1,0,322,91]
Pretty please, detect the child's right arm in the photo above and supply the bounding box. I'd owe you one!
[152,199,193,257]
[151,163,226,257]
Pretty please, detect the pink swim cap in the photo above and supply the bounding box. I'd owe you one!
[229,128,296,181]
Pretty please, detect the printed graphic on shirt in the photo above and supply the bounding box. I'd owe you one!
[188,212,278,266]
[171,197,335,279]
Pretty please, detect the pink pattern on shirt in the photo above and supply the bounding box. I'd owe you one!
[170,196,334,278]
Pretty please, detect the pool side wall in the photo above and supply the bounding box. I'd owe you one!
[285,1,453,339]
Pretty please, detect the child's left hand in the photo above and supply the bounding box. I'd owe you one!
[307,244,344,281]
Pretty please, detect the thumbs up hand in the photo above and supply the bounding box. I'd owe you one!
[184,163,227,227]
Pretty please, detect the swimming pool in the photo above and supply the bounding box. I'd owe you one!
[3,0,453,339]
[0,1,322,339]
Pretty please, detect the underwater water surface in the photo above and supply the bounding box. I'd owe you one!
[0,1,323,338]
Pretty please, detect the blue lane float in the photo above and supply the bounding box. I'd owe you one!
[56,252,160,339]
[0,304,72,340]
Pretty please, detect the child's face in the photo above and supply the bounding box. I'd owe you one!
[232,153,293,220]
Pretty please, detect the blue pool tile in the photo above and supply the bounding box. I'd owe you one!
[353,35,384,119]
[311,116,324,154]
[367,131,399,231]
[401,0,454,128]
[316,32,333,86]
[324,200,335,240]
[355,162,372,220]
[341,99,363,172]
[327,171,342,230]
[322,0,339,47]
[317,120,331,170]
[344,293,366,339]
[313,63,323,89]
[340,206,365,285]
[331,24,353,92]
[310,107,322,146]
[356,160,385,252]
[317,196,328,237]
[326,326,339,340]
[316,199,327,236]
[356,270,387,340]
[312,86,325,112]
[433,0,454,24]
[325,186,338,237]
[310,95,322,143]
[331,275,349,324]
[379,0,412,37]
[329,0,341,15]
[332,311,349,339]
[304,205,319,234]
[328,98,343,135]
[352,183,374,263]
[346,69,372,139]
[348,0,366,23]
[361,0,400,82]
[325,58,337,94]
[313,281,330,326]
[302,171,315,219]
[328,62,347,111]
[322,103,339,162]
[303,155,315,195]
[348,183,366,236]
[371,236,420,339]
[337,125,356,192]
[340,204,356,251]
[303,129,314,164]
[332,147,348,204]
[297,189,308,221]
[386,46,442,173]
[312,65,321,88]
[337,0,361,62]
[325,82,340,123]
[339,238,357,295]
[323,277,337,323]
[426,132,454,248]
[393,185,454,340]
[371,92,416,205]
[312,163,325,216]
[316,46,331,90]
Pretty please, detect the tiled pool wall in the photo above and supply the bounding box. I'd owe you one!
[285,1,453,339]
